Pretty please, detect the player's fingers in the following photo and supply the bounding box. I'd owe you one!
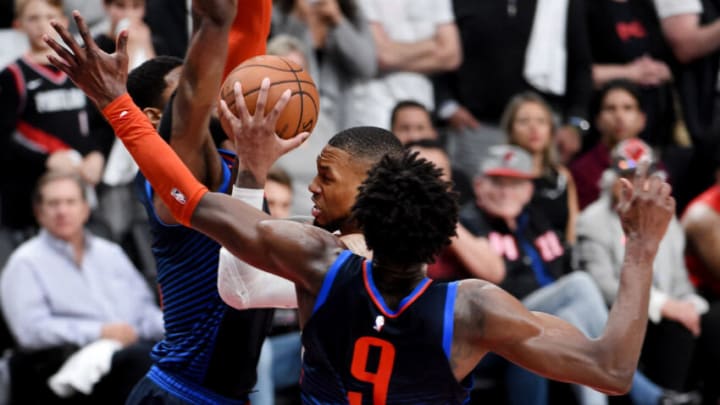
[233,82,252,123]
[266,89,291,126]
[116,29,129,59]
[73,11,96,51]
[254,77,270,120]
[47,54,73,76]
[279,132,310,154]
[616,178,633,211]
[218,99,240,128]
[44,35,77,68]
[50,20,83,59]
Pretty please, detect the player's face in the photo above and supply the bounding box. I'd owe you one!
[265,180,293,219]
[474,176,533,221]
[596,89,646,144]
[35,178,90,242]
[511,101,553,155]
[309,146,371,233]
[15,1,67,51]
[391,107,438,145]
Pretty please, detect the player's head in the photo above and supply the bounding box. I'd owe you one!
[33,171,89,242]
[127,56,183,129]
[309,126,403,234]
[353,150,458,267]
[390,100,438,145]
[266,165,294,219]
[594,80,645,147]
[474,145,535,222]
[501,92,557,169]
[14,0,66,51]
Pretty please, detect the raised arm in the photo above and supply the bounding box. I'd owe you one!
[661,13,720,64]
[455,166,674,394]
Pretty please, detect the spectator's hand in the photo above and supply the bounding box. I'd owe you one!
[313,0,343,27]
[616,163,675,248]
[44,11,129,109]
[629,56,672,87]
[101,322,138,346]
[555,126,581,165]
[448,106,480,132]
[46,150,81,173]
[218,78,308,187]
[661,298,701,336]
[80,151,105,186]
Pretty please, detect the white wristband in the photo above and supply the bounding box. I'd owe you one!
[232,186,264,209]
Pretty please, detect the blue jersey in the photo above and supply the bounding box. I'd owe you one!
[136,149,273,404]
[301,251,471,405]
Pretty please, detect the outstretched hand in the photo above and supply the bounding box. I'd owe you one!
[44,11,129,109]
[616,163,675,248]
[218,78,309,188]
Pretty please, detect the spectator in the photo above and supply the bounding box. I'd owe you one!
[682,153,720,302]
[462,144,681,405]
[434,0,593,177]
[394,104,472,204]
[576,139,720,400]
[501,92,579,244]
[408,141,504,284]
[265,165,294,219]
[587,0,677,148]
[272,0,377,132]
[95,0,164,71]
[344,0,461,129]
[570,80,648,209]
[654,0,720,212]
[390,100,440,145]
[0,172,163,404]
[143,0,189,59]
[0,0,107,236]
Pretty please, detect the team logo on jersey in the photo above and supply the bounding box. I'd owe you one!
[373,315,385,332]
[171,188,187,205]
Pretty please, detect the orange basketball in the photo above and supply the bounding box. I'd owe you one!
[220,55,319,139]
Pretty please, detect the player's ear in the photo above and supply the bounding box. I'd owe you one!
[143,107,162,128]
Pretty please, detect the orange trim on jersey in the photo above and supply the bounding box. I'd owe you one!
[16,121,71,154]
[362,260,433,319]
[223,0,273,78]
[102,94,208,226]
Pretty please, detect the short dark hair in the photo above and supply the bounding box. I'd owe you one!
[33,171,87,205]
[403,139,445,152]
[127,56,183,110]
[328,126,404,165]
[594,80,643,116]
[353,150,458,266]
[390,100,430,129]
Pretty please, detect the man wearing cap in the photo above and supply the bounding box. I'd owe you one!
[576,139,719,402]
[463,145,689,405]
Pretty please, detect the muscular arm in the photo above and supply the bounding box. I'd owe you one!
[457,239,657,394]
[661,13,720,63]
[372,23,462,74]
[683,204,720,282]
[153,1,236,224]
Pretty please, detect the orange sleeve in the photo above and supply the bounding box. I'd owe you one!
[102,94,208,226]
[223,0,273,78]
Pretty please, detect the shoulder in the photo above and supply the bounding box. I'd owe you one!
[682,202,720,235]
[2,237,43,274]
[88,234,125,256]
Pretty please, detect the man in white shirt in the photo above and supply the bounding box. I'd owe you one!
[344,0,461,129]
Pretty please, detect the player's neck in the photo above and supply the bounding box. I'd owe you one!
[371,261,426,303]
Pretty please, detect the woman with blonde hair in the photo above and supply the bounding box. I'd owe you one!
[501,92,579,244]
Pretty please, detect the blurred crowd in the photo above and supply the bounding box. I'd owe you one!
[1,0,720,404]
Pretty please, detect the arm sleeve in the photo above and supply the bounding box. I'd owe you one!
[216,186,298,309]
[223,0,273,78]
[1,257,102,349]
[102,94,208,226]
[653,0,703,19]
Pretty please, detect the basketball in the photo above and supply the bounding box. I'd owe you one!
[220,55,319,139]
